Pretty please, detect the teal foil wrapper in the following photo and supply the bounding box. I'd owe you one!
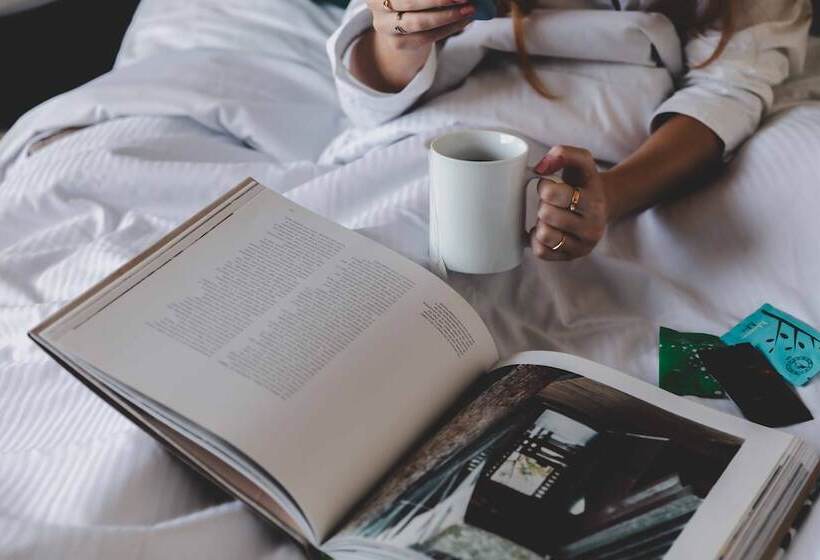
[722,304,820,386]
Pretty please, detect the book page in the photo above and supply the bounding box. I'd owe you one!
[324,351,794,560]
[53,185,498,540]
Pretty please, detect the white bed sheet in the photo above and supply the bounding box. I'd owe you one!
[1,1,820,557]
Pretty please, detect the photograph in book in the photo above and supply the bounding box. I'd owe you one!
[336,364,743,560]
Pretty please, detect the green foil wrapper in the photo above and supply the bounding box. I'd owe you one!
[659,327,726,398]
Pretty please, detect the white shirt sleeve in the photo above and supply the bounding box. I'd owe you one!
[327,0,439,127]
[650,0,812,155]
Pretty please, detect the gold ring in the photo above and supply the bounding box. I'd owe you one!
[394,24,407,34]
[383,0,393,11]
[550,234,566,252]
[569,187,582,213]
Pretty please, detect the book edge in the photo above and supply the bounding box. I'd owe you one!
[28,332,318,553]
[760,459,820,560]
[26,176,322,551]
[29,177,258,337]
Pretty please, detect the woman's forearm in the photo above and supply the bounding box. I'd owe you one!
[350,30,432,92]
[601,114,724,222]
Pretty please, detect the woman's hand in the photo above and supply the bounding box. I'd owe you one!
[529,146,611,261]
[351,0,475,91]
[367,0,474,50]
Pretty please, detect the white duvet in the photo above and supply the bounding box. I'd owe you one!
[1,1,820,558]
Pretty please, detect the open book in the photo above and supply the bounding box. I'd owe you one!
[31,178,819,560]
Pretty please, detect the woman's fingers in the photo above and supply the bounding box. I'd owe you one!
[531,145,609,262]
[537,203,584,236]
[537,178,586,215]
[382,19,471,49]
[535,145,598,184]
[373,4,474,35]
[537,201,605,245]
[370,0,469,12]
[530,224,582,260]
[367,0,474,54]
[534,144,609,222]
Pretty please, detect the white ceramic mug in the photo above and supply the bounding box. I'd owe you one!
[429,129,537,274]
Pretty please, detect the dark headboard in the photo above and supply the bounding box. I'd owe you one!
[814,0,819,35]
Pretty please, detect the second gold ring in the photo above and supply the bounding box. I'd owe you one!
[550,234,567,252]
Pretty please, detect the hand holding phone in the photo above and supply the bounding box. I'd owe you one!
[367,0,475,43]
[353,0,476,93]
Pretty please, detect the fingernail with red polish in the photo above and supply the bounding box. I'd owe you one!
[535,154,563,175]
[534,155,553,175]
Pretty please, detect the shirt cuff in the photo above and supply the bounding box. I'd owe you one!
[650,87,763,156]
[328,4,439,126]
